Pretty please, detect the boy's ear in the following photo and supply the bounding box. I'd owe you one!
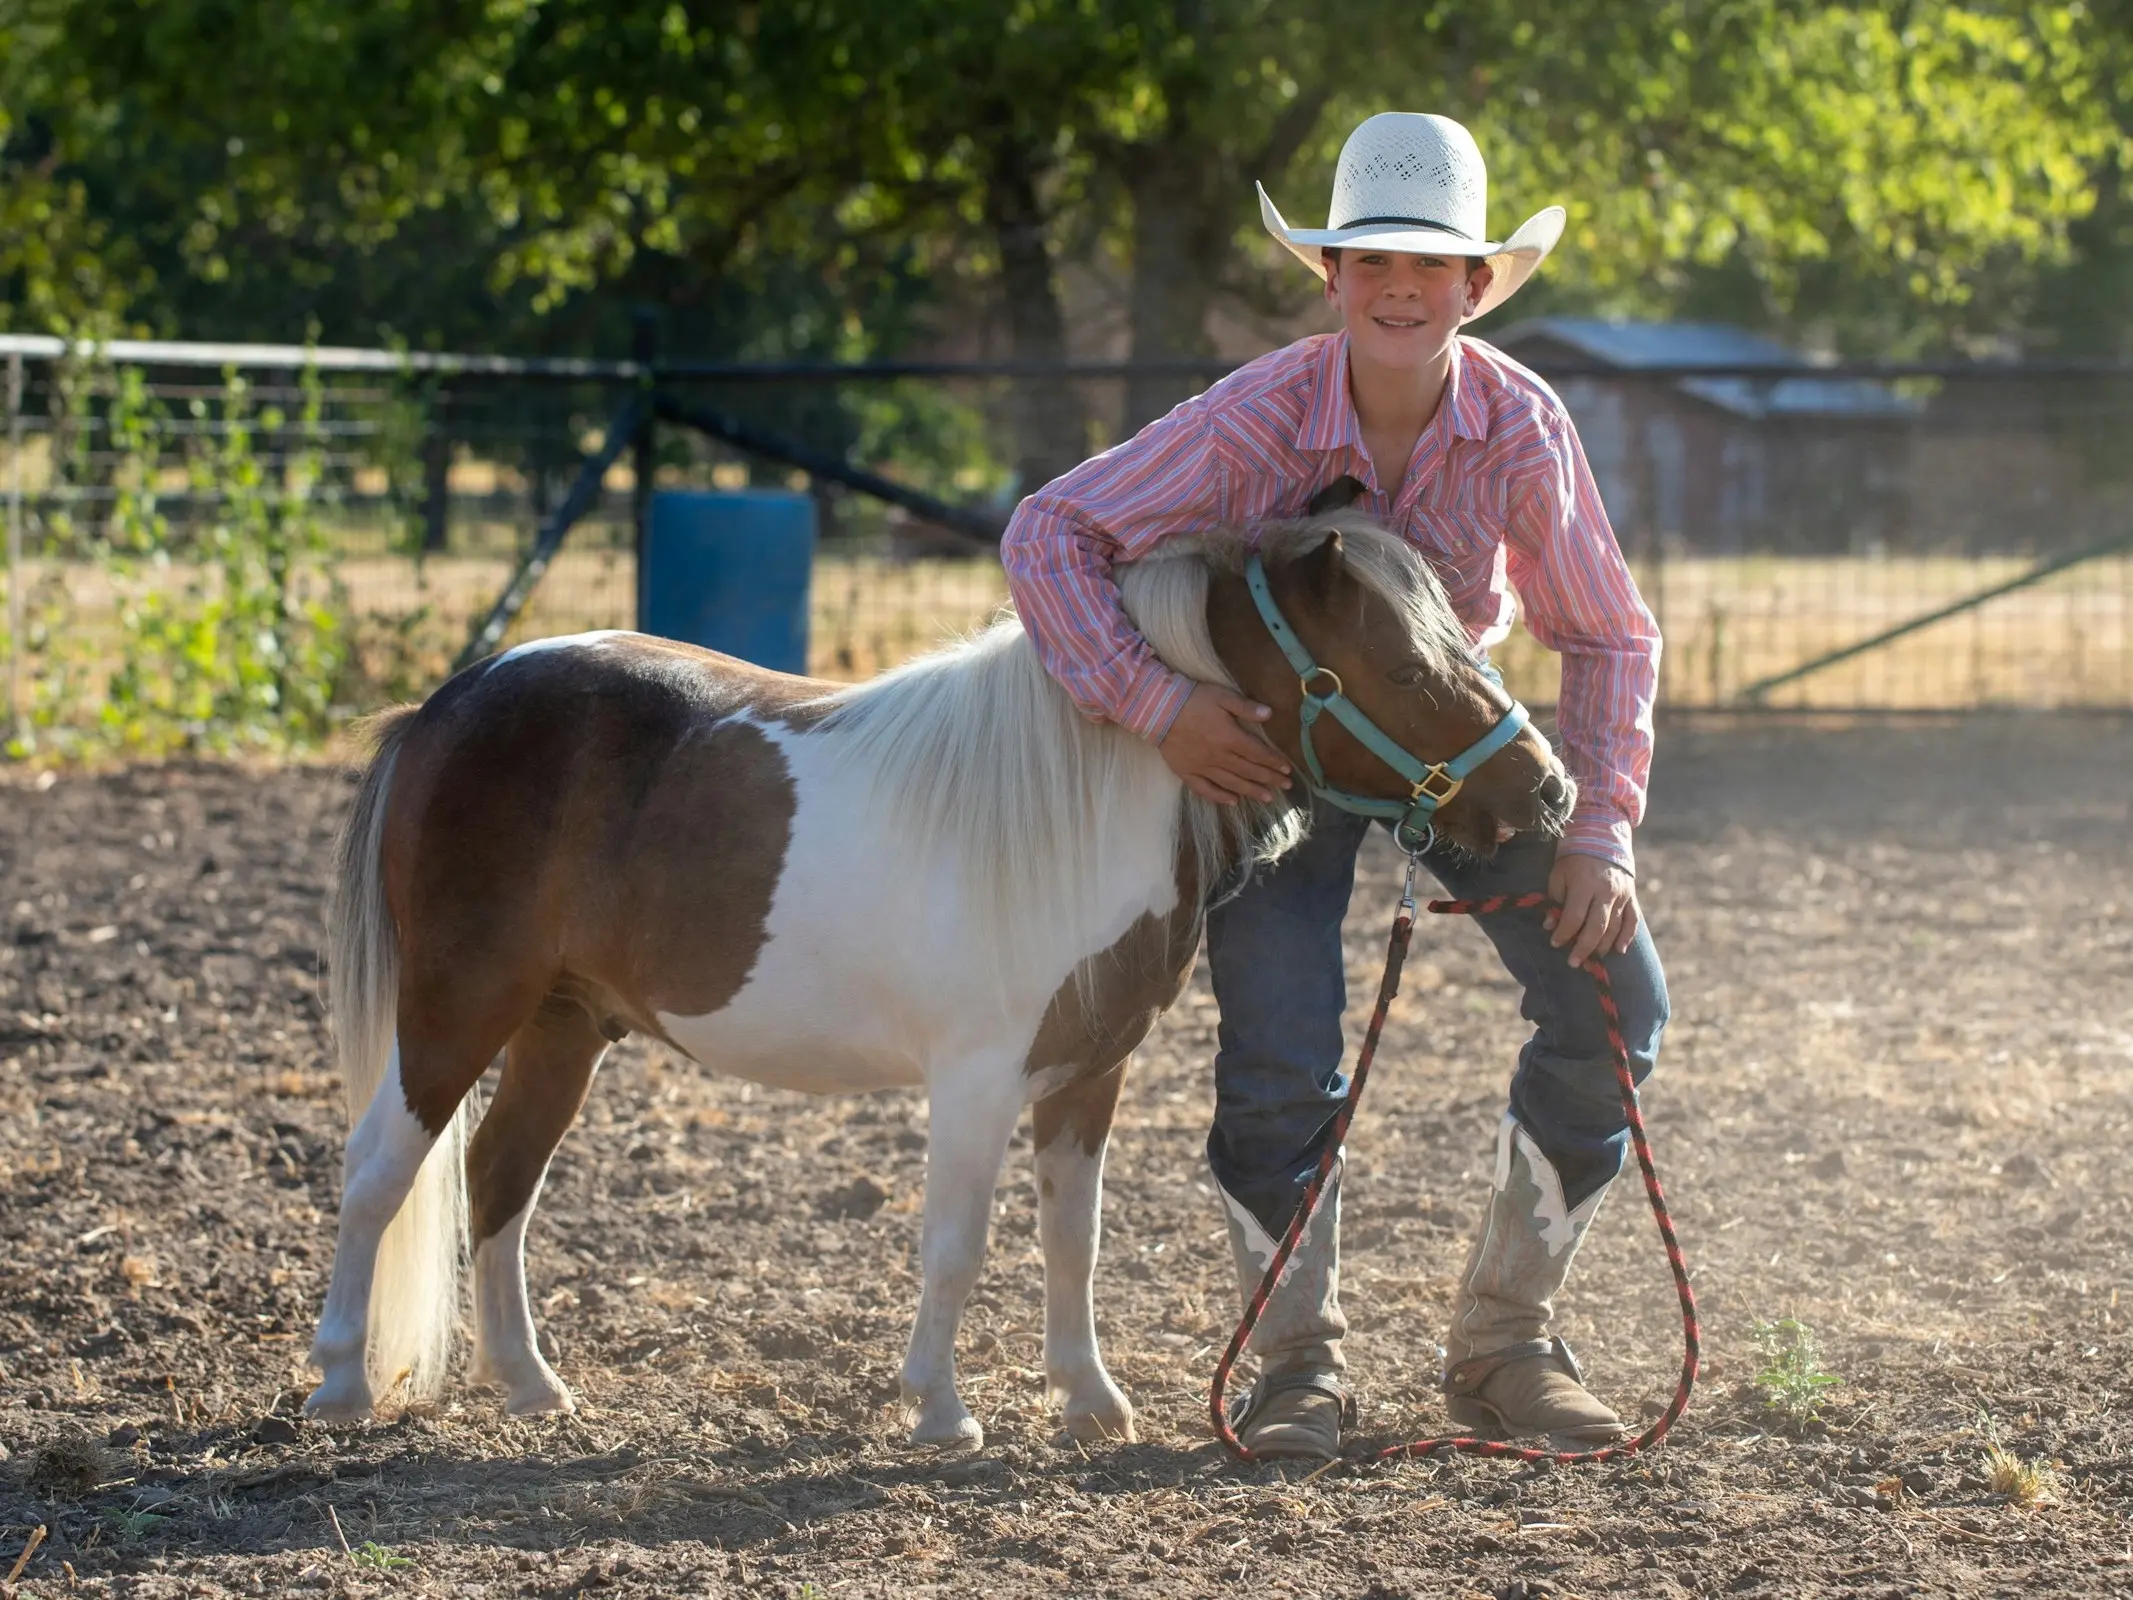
[1465,257,1495,316]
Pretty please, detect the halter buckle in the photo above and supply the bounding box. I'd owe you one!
[1411,765,1463,805]
[1299,666,1343,702]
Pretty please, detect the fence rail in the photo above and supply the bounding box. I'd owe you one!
[11,332,2133,383]
[3,333,2130,756]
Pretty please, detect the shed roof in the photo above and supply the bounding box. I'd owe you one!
[1492,317,1798,371]
[1490,317,1918,420]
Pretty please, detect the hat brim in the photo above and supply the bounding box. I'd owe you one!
[1257,182,1565,322]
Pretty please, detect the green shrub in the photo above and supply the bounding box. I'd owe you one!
[1750,1316,1842,1428]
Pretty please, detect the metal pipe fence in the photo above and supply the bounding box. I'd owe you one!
[2,332,2129,756]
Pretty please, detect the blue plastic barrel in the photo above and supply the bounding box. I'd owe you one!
[639,489,815,673]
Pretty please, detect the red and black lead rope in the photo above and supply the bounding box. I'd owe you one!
[1209,887,1702,1467]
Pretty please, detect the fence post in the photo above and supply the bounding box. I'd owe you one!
[6,350,22,749]
[632,309,659,630]
[421,406,451,554]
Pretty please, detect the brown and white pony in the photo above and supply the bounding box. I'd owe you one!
[304,513,1573,1447]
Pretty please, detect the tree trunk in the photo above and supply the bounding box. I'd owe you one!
[1123,144,1229,435]
[983,138,1091,497]
[1121,87,1329,435]
[421,419,451,555]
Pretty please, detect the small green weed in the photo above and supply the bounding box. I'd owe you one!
[351,1540,415,1571]
[1751,1316,1842,1427]
[103,1508,171,1544]
[10,350,349,759]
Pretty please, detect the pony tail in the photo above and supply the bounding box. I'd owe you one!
[327,707,471,1402]
[329,708,416,1143]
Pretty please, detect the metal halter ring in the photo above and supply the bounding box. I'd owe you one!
[1299,666,1344,700]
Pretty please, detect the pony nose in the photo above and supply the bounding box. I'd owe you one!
[1538,766,1575,817]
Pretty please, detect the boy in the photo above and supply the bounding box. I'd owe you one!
[1002,113,1667,1459]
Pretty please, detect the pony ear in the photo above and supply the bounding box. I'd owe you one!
[1306,474,1367,516]
[1296,527,1345,598]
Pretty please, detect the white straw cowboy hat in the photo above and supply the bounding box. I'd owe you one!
[1257,112,1566,321]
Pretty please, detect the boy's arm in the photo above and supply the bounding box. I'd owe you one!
[1504,412,1662,876]
[1002,396,1236,742]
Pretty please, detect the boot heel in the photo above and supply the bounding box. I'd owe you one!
[1443,1394,1508,1437]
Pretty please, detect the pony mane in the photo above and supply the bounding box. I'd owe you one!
[807,617,1201,997]
[1116,510,1472,893]
[804,511,1456,995]
[1118,511,1472,692]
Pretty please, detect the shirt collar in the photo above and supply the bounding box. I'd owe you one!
[1296,332,1359,453]
[1445,337,1491,444]
[1296,330,1493,453]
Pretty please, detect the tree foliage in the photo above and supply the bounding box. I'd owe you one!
[3,0,2129,366]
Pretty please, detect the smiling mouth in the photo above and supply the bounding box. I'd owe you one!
[1374,316,1425,329]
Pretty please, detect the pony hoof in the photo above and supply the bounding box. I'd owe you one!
[504,1379,578,1417]
[906,1411,984,1451]
[1061,1402,1137,1445]
[302,1376,375,1423]
[1052,1369,1135,1444]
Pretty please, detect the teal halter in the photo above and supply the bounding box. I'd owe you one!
[1244,551,1531,853]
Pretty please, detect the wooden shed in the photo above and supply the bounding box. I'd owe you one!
[1485,318,1918,556]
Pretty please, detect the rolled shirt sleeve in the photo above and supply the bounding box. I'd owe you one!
[1001,395,1235,743]
[1504,410,1661,874]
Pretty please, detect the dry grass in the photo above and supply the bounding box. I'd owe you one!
[0,546,1011,707]
[1985,1445,2063,1508]
[1492,552,2133,709]
[23,1432,113,1499]
[2,550,2127,730]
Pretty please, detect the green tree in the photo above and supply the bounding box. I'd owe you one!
[0,11,146,334]
[8,1,2130,420]
[2016,0,2133,357]
[1515,1,2124,354]
[1090,1,2125,385]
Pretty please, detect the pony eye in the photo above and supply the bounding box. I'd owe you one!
[1388,663,1430,688]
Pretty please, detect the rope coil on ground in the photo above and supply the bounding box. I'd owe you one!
[1209,890,1701,1466]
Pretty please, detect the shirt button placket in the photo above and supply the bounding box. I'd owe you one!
[1398,437,1438,523]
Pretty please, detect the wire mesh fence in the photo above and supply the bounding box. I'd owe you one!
[2,333,2129,757]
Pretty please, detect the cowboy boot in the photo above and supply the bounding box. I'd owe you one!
[1441,1115,1625,1444]
[1217,1156,1353,1460]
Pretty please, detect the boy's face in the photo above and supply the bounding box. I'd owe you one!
[1322,248,1492,370]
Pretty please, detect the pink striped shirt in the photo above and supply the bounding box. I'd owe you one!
[1001,330,1660,870]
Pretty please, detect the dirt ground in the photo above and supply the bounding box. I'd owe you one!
[1,714,2130,1599]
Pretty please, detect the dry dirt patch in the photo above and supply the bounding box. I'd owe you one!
[1,715,2130,1597]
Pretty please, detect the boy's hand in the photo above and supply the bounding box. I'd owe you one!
[1546,852,1641,967]
[1157,682,1294,805]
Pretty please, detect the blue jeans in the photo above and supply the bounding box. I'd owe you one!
[1205,802,1669,1236]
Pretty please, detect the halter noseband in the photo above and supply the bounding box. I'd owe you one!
[1244,551,1530,853]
